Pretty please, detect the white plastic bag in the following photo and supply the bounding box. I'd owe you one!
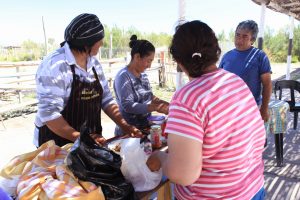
[120,138,162,192]
[0,175,19,198]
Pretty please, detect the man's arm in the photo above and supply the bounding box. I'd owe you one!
[260,72,272,122]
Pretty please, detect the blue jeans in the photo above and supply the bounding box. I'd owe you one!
[252,187,265,200]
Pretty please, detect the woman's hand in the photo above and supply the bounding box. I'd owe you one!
[148,102,169,115]
[90,134,106,145]
[155,102,169,115]
[150,96,169,115]
[121,124,143,137]
[149,102,169,115]
[147,151,162,171]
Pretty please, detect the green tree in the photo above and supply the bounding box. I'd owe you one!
[47,38,59,52]
[268,28,288,62]
[143,32,172,47]
[9,23,299,63]
[20,40,44,61]
[292,24,300,62]
[217,30,226,42]
[228,29,235,41]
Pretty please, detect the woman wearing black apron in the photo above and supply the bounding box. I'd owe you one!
[34,13,141,147]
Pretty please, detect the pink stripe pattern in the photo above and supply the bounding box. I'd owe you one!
[166,69,265,200]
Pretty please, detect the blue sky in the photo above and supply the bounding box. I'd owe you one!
[0,0,298,45]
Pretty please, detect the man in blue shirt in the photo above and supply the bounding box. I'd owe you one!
[219,20,272,123]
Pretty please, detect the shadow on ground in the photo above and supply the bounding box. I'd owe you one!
[263,68,300,199]
[263,121,300,200]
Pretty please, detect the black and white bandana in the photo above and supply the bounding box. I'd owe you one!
[64,13,104,46]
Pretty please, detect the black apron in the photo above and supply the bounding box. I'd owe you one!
[38,64,103,147]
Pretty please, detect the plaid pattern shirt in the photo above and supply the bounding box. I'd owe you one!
[267,100,289,134]
[0,141,105,200]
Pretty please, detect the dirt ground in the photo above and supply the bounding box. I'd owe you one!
[0,111,115,168]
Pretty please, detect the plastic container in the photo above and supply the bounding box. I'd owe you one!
[147,115,167,142]
[147,115,165,125]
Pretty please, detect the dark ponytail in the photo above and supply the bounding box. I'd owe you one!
[129,34,155,58]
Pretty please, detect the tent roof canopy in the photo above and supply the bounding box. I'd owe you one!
[252,0,300,20]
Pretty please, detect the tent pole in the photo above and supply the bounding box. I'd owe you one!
[258,3,266,50]
[176,0,186,90]
[286,16,294,80]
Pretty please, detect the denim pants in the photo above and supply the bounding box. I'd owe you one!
[251,187,265,200]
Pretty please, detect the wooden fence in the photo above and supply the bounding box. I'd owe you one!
[0,61,38,103]
[0,59,178,104]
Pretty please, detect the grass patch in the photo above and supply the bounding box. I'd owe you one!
[152,85,176,102]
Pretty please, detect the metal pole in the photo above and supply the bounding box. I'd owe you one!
[286,16,294,80]
[109,33,113,59]
[176,0,186,90]
[42,16,47,56]
[257,3,266,50]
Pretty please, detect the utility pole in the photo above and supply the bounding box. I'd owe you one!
[109,33,113,59]
[42,16,47,56]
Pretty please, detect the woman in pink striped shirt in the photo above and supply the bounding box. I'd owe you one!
[149,21,266,200]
